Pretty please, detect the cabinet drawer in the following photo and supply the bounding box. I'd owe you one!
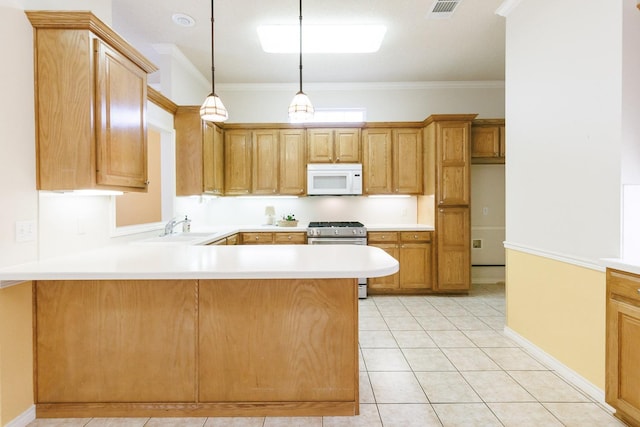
[367,232,399,243]
[400,231,432,242]
[608,269,640,305]
[274,232,306,244]
[226,234,239,245]
[241,232,274,244]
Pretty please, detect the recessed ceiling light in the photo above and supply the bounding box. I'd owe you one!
[257,24,386,54]
[172,13,195,27]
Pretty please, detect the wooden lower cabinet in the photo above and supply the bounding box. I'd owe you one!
[241,232,306,245]
[368,231,433,294]
[435,207,470,292]
[34,278,359,417]
[606,269,640,427]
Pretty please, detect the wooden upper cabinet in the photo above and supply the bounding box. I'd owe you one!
[27,11,157,192]
[224,130,252,195]
[471,119,505,163]
[175,106,224,196]
[362,129,393,194]
[279,129,306,195]
[307,128,360,163]
[252,130,280,194]
[363,128,423,195]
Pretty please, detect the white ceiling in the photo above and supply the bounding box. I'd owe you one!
[111,0,506,85]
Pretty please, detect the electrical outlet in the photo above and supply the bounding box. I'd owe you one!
[472,239,482,249]
[15,220,37,242]
[482,207,489,216]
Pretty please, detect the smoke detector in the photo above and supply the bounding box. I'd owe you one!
[428,0,461,19]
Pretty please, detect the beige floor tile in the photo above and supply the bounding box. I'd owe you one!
[358,330,398,348]
[433,306,471,317]
[376,305,411,316]
[86,419,149,427]
[432,403,502,427]
[383,316,424,331]
[322,404,382,427]
[28,419,92,427]
[358,304,381,317]
[359,372,376,403]
[358,316,389,331]
[488,402,563,427]
[462,330,517,347]
[361,348,411,371]
[263,416,322,427]
[402,348,456,371]
[205,418,265,427]
[508,371,590,402]
[377,404,442,427]
[441,348,501,371]
[482,347,547,370]
[477,316,506,330]
[358,348,366,371]
[446,316,493,331]
[405,305,442,317]
[427,331,476,348]
[461,371,535,402]
[415,371,482,403]
[146,418,206,427]
[415,316,457,331]
[543,403,627,427]
[368,372,428,403]
[392,330,437,348]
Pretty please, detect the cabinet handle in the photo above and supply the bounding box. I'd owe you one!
[439,200,443,204]
[637,289,640,295]
[413,235,418,239]
[145,180,150,185]
[288,236,292,240]
[255,236,259,240]
[336,157,340,162]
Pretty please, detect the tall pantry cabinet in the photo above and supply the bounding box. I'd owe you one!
[27,11,157,192]
[424,115,476,292]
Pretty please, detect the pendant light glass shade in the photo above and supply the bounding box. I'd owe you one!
[288,0,313,122]
[201,0,228,122]
[200,93,228,122]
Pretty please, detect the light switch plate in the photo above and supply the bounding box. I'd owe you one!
[16,220,37,242]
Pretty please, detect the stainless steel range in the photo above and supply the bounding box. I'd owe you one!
[307,221,368,298]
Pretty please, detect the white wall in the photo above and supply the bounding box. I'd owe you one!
[505,0,622,263]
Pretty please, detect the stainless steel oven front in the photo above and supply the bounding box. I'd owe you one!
[307,236,368,298]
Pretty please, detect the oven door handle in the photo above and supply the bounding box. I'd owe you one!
[308,238,367,245]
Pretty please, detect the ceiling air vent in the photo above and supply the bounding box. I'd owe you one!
[428,0,461,19]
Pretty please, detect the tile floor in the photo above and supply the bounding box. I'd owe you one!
[27,284,626,427]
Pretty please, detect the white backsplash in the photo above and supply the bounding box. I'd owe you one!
[174,195,421,227]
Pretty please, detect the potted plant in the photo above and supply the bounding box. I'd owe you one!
[277,214,298,227]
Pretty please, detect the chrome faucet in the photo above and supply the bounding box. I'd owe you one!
[163,216,191,236]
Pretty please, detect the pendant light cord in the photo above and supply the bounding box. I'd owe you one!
[210,0,216,95]
[298,0,303,93]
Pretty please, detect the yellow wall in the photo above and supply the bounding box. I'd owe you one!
[0,282,33,426]
[506,249,606,389]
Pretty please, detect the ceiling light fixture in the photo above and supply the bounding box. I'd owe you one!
[288,0,314,122]
[200,0,228,122]
[258,24,387,54]
[171,13,195,27]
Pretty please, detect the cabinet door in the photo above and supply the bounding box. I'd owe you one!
[95,39,148,190]
[334,129,361,163]
[499,125,506,157]
[203,123,224,195]
[399,242,432,290]
[368,243,400,290]
[437,122,470,206]
[241,232,274,244]
[175,107,204,196]
[252,130,279,194]
[307,129,334,163]
[274,232,307,244]
[362,129,393,194]
[279,129,306,195]
[224,130,252,195]
[393,129,423,194]
[471,126,500,158]
[436,207,470,291]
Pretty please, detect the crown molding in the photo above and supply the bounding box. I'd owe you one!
[495,0,524,17]
[217,80,505,92]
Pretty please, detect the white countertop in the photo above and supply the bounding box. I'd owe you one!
[602,258,640,276]
[0,244,398,281]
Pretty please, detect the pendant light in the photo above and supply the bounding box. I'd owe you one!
[200,0,228,122]
[288,0,314,121]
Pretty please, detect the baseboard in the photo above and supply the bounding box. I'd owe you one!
[5,405,36,427]
[503,327,616,413]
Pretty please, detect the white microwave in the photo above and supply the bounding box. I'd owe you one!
[307,163,363,196]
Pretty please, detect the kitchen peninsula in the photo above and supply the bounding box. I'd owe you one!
[0,244,398,418]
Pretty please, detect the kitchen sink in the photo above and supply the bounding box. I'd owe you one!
[135,232,221,245]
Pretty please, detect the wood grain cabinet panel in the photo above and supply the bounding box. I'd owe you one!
[274,232,307,244]
[362,129,393,194]
[35,280,197,403]
[224,130,253,195]
[279,129,306,195]
[435,207,470,291]
[198,279,358,403]
[471,120,505,164]
[27,12,157,192]
[307,128,360,163]
[606,269,640,427]
[252,130,280,194]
